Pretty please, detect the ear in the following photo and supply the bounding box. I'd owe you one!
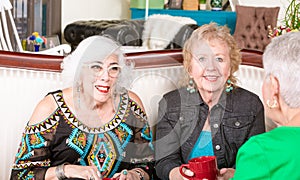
[269,75,280,100]
[187,65,192,76]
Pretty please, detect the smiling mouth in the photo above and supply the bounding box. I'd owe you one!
[204,76,218,82]
[95,85,110,93]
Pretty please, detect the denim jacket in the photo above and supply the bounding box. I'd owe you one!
[155,87,265,180]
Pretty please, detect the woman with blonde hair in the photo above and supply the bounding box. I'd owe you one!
[155,23,266,180]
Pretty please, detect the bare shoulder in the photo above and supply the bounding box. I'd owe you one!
[28,93,58,126]
[128,90,146,112]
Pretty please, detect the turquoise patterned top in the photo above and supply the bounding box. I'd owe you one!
[10,90,154,179]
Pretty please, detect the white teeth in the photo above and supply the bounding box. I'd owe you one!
[205,76,218,81]
[97,86,109,91]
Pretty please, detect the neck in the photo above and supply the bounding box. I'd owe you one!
[285,110,300,126]
[199,89,223,108]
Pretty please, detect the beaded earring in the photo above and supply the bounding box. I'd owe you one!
[225,79,233,92]
[187,78,196,93]
[76,82,82,108]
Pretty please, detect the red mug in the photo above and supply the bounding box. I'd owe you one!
[179,156,217,180]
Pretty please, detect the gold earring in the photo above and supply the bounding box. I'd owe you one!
[266,99,278,109]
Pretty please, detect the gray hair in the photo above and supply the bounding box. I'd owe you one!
[263,32,300,108]
[61,35,133,94]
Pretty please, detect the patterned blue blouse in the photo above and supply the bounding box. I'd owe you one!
[10,90,154,179]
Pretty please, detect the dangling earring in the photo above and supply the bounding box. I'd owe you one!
[76,83,82,108]
[225,79,233,93]
[266,99,278,109]
[187,78,196,93]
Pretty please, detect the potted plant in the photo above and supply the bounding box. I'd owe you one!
[269,0,299,37]
[199,0,207,10]
[284,0,300,30]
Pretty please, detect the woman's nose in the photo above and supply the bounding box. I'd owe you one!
[205,58,217,70]
[98,69,109,81]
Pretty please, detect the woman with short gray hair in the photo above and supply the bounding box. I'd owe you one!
[230,32,300,179]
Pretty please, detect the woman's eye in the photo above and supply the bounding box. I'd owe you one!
[198,57,206,62]
[215,57,223,62]
[90,64,102,71]
[110,66,119,71]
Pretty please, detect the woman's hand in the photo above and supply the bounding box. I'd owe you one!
[218,168,235,180]
[45,164,101,180]
[113,168,148,180]
[64,165,102,180]
[169,167,194,180]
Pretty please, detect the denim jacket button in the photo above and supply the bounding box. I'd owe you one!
[179,117,184,121]
[235,121,241,127]
[213,124,219,128]
[215,145,221,150]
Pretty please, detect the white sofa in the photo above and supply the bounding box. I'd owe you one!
[0,60,273,179]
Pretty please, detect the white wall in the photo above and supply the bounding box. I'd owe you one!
[61,0,130,32]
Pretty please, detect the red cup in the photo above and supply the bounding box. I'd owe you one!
[179,156,217,180]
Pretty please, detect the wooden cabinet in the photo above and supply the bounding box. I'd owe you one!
[130,8,237,34]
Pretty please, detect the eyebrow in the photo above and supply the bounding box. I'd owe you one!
[109,62,119,66]
[89,61,119,66]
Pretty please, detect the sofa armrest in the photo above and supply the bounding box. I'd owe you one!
[64,20,145,50]
[102,25,141,46]
[166,24,199,49]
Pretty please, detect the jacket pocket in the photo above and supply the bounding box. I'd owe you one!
[221,116,254,147]
[167,108,196,123]
[167,109,197,137]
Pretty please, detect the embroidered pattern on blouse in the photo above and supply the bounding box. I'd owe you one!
[130,100,147,122]
[52,91,137,177]
[24,110,60,134]
[11,90,152,179]
[66,122,133,177]
[53,91,130,133]
[14,133,47,163]
[13,160,50,169]
[17,170,34,179]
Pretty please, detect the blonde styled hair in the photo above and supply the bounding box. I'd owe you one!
[182,23,241,86]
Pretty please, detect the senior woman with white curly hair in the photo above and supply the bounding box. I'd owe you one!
[226,32,300,179]
[10,36,155,180]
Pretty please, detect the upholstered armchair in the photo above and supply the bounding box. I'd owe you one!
[233,5,280,51]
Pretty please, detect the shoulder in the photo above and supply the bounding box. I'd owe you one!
[128,90,146,112]
[233,87,260,98]
[159,87,191,108]
[161,88,186,102]
[232,87,263,105]
[28,91,60,125]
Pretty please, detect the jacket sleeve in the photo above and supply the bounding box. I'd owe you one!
[155,97,182,180]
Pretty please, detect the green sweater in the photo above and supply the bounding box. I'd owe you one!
[232,126,300,180]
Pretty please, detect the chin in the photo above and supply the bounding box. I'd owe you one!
[202,85,223,93]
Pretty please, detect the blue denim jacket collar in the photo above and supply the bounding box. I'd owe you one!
[185,89,233,113]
